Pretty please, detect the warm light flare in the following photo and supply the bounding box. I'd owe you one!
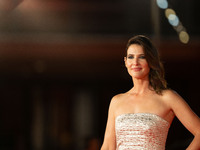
[165,8,176,18]
[179,31,189,44]
[0,0,23,11]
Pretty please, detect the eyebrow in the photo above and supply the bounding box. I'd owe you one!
[127,53,145,56]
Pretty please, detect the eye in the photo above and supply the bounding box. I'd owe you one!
[127,55,134,59]
[139,55,146,59]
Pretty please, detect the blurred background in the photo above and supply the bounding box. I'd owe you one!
[0,0,200,150]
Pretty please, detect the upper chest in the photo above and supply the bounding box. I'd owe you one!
[115,93,172,119]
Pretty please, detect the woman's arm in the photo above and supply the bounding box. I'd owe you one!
[186,133,200,150]
[166,90,200,150]
[101,96,117,150]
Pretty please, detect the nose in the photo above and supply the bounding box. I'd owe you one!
[133,58,139,65]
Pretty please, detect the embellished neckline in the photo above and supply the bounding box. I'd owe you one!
[115,113,170,125]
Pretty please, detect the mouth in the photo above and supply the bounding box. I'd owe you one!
[131,67,142,71]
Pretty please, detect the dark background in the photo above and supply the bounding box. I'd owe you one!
[0,0,200,150]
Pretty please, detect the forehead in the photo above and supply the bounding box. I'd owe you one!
[127,44,144,54]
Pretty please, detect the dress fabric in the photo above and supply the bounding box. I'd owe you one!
[115,113,170,150]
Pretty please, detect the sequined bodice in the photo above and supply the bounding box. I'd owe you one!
[115,113,170,150]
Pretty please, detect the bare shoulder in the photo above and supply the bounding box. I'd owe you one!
[110,93,126,105]
[112,92,127,100]
[162,89,182,100]
[109,92,129,110]
[161,89,187,107]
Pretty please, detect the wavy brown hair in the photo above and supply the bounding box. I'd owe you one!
[126,35,167,94]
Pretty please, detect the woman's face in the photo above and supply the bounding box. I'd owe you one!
[124,44,150,80]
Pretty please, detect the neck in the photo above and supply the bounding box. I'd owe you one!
[131,77,151,94]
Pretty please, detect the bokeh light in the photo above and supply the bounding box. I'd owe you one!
[179,31,189,44]
[165,8,176,18]
[157,0,190,44]
[168,14,179,26]
[174,23,185,33]
[156,0,168,9]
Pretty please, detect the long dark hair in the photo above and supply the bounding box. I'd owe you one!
[126,35,167,94]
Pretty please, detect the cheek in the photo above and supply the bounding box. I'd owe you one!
[126,62,131,67]
[144,63,149,68]
[125,60,132,68]
[144,64,150,73]
[142,61,149,68]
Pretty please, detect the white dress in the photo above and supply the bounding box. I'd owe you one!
[115,113,170,150]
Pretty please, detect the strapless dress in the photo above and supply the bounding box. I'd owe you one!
[115,113,170,150]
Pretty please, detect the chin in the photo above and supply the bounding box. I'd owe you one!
[133,76,146,79]
[130,73,149,80]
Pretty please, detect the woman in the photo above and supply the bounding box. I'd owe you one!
[101,35,200,150]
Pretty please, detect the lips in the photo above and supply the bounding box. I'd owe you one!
[131,67,142,71]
